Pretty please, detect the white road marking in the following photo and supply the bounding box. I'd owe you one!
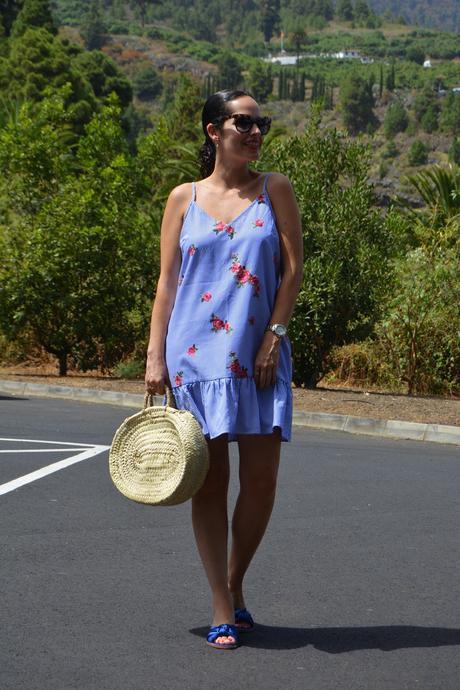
[0,442,109,496]
[0,437,94,447]
[0,449,88,453]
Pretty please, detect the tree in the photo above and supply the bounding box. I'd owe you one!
[406,45,425,65]
[217,52,243,90]
[384,100,408,138]
[0,0,22,36]
[259,0,280,43]
[131,0,147,27]
[247,61,273,103]
[133,65,162,101]
[440,92,460,135]
[336,0,353,21]
[354,0,370,21]
[0,92,155,375]
[11,0,56,37]
[386,59,395,91]
[408,139,428,166]
[73,50,132,110]
[421,105,439,133]
[340,72,377,135]
[448,138,460,165]
[81,0,106,51]
[259,114,394,387]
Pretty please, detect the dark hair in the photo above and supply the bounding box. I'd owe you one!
[198,89,253,179]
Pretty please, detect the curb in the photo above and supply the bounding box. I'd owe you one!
[0,379,459,447]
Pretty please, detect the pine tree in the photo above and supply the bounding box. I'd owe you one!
[0,0,22,36]
[336,0,353,21]
[259,0,280,43]
[277,69,283,100]
[81,0,106,51]
[386,59,395,91]
[298,71,305,101]
[11,0,57,37]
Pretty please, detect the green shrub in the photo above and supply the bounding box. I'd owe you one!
[408,139,428,166]
[448,138,460,165]
[373,247,460,395]
[384,100,408,138]
[113,358,145,379]
[324,341,402,392]
[420,105,438,133]
[260,114,394,387]
[382,140,399,158]
[133,66,163,101]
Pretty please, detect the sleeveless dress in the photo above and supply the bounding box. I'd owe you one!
[163,172,293,442]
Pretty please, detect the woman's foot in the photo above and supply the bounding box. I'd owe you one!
[229,586,254,631]
[207,623,240,649]
[211,595,236,645]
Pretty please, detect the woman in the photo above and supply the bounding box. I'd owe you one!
[145,89,303,649]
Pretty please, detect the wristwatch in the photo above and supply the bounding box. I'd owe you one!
[266,323,287,338]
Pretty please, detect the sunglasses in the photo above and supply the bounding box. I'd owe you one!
[218,113,272,136]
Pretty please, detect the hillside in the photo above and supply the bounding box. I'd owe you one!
[369,0,460,33]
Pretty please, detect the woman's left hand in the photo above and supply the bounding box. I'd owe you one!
[254,331,281,389]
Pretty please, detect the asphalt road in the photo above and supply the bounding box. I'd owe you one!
[1,394,459,690]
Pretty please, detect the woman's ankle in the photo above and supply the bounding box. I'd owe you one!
[228,586,245,610]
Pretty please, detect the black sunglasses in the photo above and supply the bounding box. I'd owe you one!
[218,113,272,136]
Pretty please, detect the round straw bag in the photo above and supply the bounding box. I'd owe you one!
[109,386,209,506]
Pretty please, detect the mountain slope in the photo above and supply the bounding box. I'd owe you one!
[369,0,460,33]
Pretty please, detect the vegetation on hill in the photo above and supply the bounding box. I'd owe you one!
[0,1,458,394]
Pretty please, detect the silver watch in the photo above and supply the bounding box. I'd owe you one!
[266,323,287,338]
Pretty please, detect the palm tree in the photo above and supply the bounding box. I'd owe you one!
[398,164,460,251]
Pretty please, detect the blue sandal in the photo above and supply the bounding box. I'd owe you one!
[206,623,240,649]
[234,608,255,632]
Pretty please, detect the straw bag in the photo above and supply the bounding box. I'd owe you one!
[109,386,209,506]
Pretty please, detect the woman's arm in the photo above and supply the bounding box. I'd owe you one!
[254,172,303,389]
[145,183,191,394]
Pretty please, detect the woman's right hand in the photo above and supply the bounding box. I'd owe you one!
[145,355,170,395]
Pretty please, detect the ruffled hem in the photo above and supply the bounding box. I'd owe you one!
[163,376,293,442]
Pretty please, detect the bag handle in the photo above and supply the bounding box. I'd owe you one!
[144,384,176,410]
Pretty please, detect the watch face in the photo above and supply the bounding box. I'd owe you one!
[274,324,287,336]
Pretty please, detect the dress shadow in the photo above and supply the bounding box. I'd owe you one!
[190,624,460,652]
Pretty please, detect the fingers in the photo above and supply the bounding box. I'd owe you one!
[254,362,277,389]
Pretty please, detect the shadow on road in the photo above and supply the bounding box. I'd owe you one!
[191,624,460,652]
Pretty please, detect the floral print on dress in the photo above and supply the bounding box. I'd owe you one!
[229,253,260,297]
[178,274,184,286]
[228,351,248,378]
[213,220,236,239]
[210,313,233,334]
[257,193,265,204]
[201,291,212,302]
[187,344,198,355]
[188,244,197,256]
[253,219,264,228]
[248,316,256,326]
[174,371,184,386]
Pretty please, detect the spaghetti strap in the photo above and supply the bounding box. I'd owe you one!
[263,172,271,194]
[191,181,196,201]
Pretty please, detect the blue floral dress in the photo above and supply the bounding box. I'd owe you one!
[163,172,293,442]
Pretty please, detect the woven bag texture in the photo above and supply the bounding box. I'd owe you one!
[109,389,209,505]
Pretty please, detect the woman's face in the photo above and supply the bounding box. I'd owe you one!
[211,96,264,163]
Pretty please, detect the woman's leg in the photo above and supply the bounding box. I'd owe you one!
[228,428,282,612]
[191,433,236,643]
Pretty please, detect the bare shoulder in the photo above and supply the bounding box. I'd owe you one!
[265,172,299,220]
[166,181,194,219]
[265,171,294,193]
